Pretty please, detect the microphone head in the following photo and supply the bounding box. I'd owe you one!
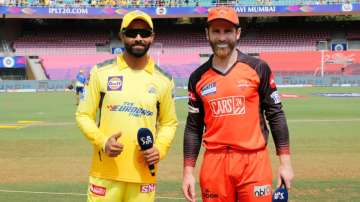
[137,128,154,150]
[272,185,288,202]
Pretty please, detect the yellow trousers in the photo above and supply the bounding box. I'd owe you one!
[87,176,156,202]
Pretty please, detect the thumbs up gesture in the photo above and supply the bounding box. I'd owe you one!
[105,132,124,157]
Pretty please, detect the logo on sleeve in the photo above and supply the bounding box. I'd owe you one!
[269,73,277,89]
[271,91,281,104]
[107,76,123,91]
[201,82,216,96]
[90,184,106,196]
[140,184,156,193]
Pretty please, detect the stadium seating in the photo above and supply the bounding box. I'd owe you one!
[13,30,110,55]
[11,23,334,79]
[40,55,115,79]
[152,24,331,54]
[347,29,360,40]
[38,53,199,79]
[6,16,359,80]
[238,28,331,52]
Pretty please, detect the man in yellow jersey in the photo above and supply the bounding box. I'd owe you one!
[76,10,178,202]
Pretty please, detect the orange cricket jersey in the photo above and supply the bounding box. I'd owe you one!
[184,50,289,167]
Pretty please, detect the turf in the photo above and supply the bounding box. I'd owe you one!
[0,87,359,201]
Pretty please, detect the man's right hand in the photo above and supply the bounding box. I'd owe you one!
[104,132,123,157]
[182,166,196,202]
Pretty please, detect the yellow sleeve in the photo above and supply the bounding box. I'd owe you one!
[75,67,107,149]
[154,79,178,160]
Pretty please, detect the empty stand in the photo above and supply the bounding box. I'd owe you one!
[14,30,110,55]
[10,20,360,79]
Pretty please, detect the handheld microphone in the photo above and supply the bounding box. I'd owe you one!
[137,128,155,176]
[272,178,288,202]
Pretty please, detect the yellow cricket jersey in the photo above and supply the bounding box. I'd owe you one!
[75,54,178,183]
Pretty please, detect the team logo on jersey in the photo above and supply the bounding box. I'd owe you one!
[107,76,123,91]
[209,96,245,117]
[270,91,281,104]
[254,184,271,197]
[90,184,106,196]
[140,184,156,193]
[269,73,277,89]
[201,82,216,96]
[148,85,157,94]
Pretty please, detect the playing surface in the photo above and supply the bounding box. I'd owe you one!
[0,87,359,201]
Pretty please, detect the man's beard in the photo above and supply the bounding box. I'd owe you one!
[209,41,236,59]
[124,42,150,58]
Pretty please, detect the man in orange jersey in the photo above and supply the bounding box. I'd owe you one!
[182,7,294,202]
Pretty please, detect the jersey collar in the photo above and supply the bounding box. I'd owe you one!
[116,53,155,74]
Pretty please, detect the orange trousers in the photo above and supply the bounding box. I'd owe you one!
[200,148,272,202]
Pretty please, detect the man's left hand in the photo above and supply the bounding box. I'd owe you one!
[278,154,294,189]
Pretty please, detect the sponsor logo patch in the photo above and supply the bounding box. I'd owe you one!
[209,96,245,117]
[107,102,153,117]
[270,91,281,104]
[254,184,271,197]
[90,184,106,196]
[140,184,156,193]
[202,189,219,199]
[201,82,216,96]
[107,76,123,91]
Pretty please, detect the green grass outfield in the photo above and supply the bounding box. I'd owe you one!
[0,87,360,201]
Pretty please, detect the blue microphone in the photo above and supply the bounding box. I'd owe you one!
[272,178,288,202]
[137,128,155,176]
